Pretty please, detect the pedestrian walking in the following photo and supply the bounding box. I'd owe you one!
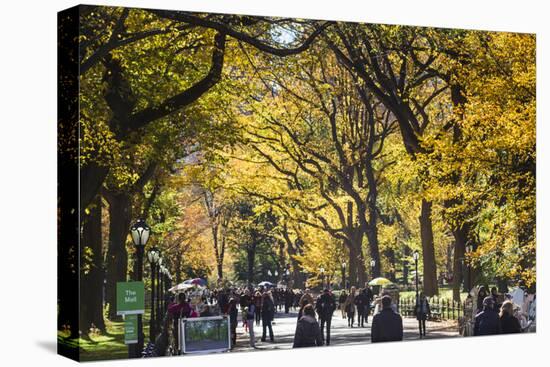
[261,292,275,342]
[338,290,347,319]
[315,288,336,345]
[354,288,368,327]
[414,292,430,337]
[474,296,501,336]
[499,300,521,334]
[293,304,324,348]
[285,289,293,313]
[246,298,257,347]
[344,287,356,327]
[227,298,238,348]
[254,291,262,326]
[371,295,403,343]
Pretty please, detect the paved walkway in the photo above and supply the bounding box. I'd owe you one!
[232,308,459,352]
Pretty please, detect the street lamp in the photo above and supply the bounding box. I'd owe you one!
[146,246,160,341]
[156,255,163,332]
[370,259,376,278]
[342,261,347,290]
[319,267,325,288]
[413,250,420,300]
[130,219,151,358]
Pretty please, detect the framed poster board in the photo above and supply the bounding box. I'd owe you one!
[179,316,230,354]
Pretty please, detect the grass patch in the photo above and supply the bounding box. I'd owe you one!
[58,308,153,361]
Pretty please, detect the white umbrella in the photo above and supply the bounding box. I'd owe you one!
[168,282,196,292]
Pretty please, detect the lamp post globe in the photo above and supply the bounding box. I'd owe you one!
[129,218,150,358]
[130,219,151,248]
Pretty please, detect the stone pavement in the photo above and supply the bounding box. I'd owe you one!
[232,308,459,352]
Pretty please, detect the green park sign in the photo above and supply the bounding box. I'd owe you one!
[124,314,138,344]
[116,281,145,315]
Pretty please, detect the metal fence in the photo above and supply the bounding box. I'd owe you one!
[398,297,465,321]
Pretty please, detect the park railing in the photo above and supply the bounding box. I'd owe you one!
[398,296,465,321]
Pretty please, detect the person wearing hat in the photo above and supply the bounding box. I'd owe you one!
[473,296,501,336]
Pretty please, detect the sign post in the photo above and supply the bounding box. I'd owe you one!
[117,282,145,357]
[117,281,145,315]
[124,314,139,344]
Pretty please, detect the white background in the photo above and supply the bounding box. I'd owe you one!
[0,0,546,365]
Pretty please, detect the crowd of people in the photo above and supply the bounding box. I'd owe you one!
[156,281,535,354]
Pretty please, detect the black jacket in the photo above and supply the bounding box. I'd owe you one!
[474,308,501,336]
[354,292,368,311]
[371,308,403,343]
[500,314,521,334]
[261,297,275,321]
[228,304,238,325]
[293,315,324,348]
[415,298,431,321]
[315,293,336,320]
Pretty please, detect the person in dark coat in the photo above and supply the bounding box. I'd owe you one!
[499,300,521,334]
[293,304,323,348]
[371,295,403,343]
[474,296,501,336]
[315,288,336,345]
[354,289,368,327]
[227,298,239,348]
[285,289,294,313]
[261,292,275,342]
[477,286,489,313]
[415,292,430,337]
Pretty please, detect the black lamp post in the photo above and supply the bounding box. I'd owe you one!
[157,265,164,329]
[319,267,325,289]
[413,250,420,300]
[146,246,160,341]
[156,257,163,331]
[285,268,290,286]
[342,261,347,290]
[130,219,151,358]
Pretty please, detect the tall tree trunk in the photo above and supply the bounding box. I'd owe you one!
[347,240,358,287]
[58,7,80,341]
[212,223,222,279]
[452,224,468,302]
[282,226,305,289]
[80,196,106,335]
[104,192,132,320]
[364,162,381,280]
[58,158,80,337]
[419,199,438,296]
[354,231,367,286]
